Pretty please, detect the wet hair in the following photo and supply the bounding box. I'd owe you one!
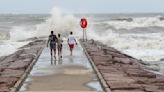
[58,34,60,37]
[70,32,73,35]
[51,31,53,34]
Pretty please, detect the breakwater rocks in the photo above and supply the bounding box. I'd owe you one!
[81,40,164,92]
[0,39,46,92]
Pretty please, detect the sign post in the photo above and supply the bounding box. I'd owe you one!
[80,18,88,42]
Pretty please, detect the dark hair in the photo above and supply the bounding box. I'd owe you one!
[70,31,73,35]
[51,31,53,34]
[58,34,60,37]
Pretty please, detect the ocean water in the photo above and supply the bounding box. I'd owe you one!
[85,13,164,73]
[0,14,48,56]
[0,9,164,72]
[87,14,164,62]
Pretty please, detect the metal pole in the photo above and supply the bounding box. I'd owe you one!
[84,28,86,41]
[84,28,85,41]
[83,28,84,42]
[85,28,87,41]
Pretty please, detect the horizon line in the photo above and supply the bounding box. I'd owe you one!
[0,12,164,15]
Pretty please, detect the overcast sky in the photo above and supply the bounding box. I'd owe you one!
[0,0,164,14]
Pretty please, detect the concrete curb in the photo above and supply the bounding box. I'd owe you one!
[10,47,44,92]
[80,42,112,92]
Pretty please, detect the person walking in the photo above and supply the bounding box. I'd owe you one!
[47,31,58,64]
[67,32,77,56]
[57,33,63,63]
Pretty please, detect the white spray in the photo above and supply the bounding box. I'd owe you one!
[35,7,79,37]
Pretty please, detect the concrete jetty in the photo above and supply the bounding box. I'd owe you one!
[81,40,164,92]
[1,38,164,92]
[18,40,103,92]
[0,39,46,92]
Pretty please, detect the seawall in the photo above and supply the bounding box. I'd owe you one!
[80,40,164,92]
[0,39,46,92]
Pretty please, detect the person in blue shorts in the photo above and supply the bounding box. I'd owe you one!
[47,31,58,64]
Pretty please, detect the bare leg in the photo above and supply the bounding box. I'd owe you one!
[58,47,61,63]
[60,46,62,58]
[58,47,60,57]
[69,48,71,56]
[50,49,53,64]
[54,49,56,65]
[70,48,73,56]
[59,46,62,64]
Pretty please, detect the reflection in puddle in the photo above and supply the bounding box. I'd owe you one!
[86,81,103,92]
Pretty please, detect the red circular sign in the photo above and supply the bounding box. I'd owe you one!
[80,18,87,28]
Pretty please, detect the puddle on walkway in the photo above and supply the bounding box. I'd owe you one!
[19,43,104,92]
[86,80,103,92]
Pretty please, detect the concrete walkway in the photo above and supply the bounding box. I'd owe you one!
[19,40,103,92]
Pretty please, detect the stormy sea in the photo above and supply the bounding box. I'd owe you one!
[0,8,164,73]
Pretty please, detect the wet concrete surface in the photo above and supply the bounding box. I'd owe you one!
[19,41,104,92]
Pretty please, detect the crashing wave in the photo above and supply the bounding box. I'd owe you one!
[159,16,164,21]
[111,17,133,22]
[35,7,79,37]
[0,31,10,40]
[104,16,164,30]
